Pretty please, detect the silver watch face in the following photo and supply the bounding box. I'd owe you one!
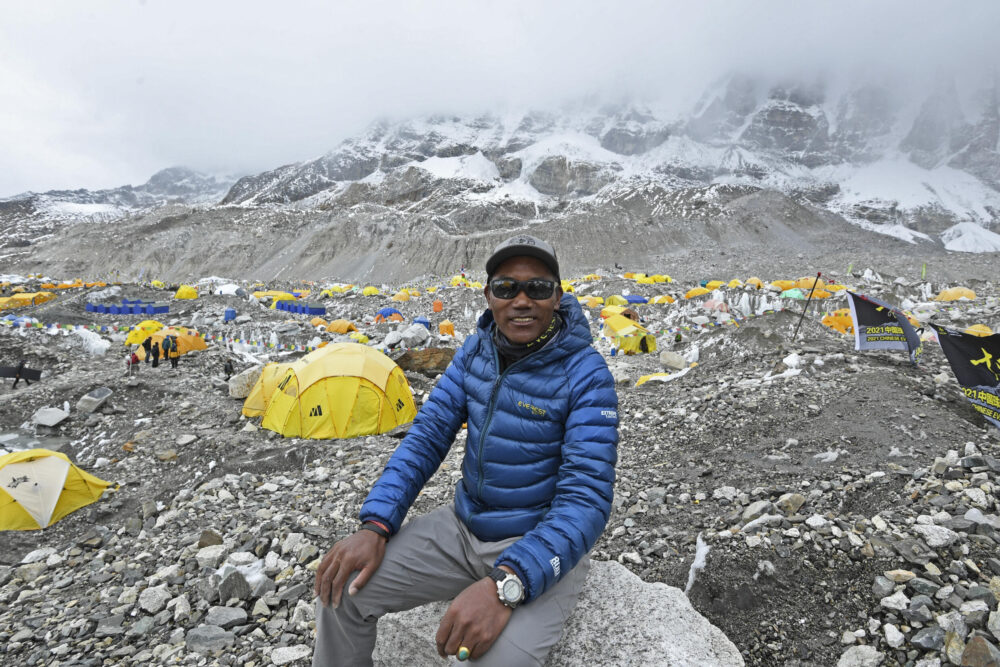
[502,578,522,601]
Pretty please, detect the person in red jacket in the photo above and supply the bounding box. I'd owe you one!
[313,236,619,666]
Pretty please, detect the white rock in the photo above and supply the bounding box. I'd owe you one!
[879,590,910,611]
[837,644,885,666]
[912,524,959,548]
[33,407,69,426]
[883,623,905,648]
[196,544,227,568]
[21,547,56,564]
[225,551,258,567]
[138,584,171,614]
[271,645,312,665]
[805,515,829,528]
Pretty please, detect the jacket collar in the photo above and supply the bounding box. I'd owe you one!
[478,293,592,365]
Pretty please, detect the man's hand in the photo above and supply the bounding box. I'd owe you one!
[435,577,513,660]
[314,529,386,608]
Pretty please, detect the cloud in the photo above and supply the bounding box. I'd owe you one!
[1,0,998,196]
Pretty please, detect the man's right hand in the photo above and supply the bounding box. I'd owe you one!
[314,528,387,608]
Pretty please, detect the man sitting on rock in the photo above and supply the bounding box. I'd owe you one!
[313,235,619,666]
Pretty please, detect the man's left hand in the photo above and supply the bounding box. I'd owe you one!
[435,577,512,660]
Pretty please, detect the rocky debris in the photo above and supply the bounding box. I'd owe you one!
[0,268,998,666]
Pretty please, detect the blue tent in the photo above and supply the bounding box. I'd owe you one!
[377,307,402,318]
[625,295,648,304]
[414,316,431,330]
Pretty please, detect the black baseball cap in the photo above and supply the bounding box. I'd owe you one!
[485,235,560,281]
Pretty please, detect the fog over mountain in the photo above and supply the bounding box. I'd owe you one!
[2,1,998,196]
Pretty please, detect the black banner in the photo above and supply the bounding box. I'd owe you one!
[845,291,922,365]
[931,324,1000,430]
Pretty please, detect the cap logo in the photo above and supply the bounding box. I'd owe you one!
[515,237,535,246]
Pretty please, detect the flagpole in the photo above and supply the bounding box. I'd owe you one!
[790,272,822,343]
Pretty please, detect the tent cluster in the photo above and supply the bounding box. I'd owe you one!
[0,291,55,312]
[132,326,208,359]
[39,280,106,290]
[242,343,417,439]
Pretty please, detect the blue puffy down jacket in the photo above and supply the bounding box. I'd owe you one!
[360,294,619,602]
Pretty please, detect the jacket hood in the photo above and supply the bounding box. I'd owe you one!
[477,293,592,362]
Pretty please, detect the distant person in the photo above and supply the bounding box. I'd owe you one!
[150,341,160,368]
[141,336,153,364]
[223,359,235,381]
[166,336,180,369]
[313,235,619,666]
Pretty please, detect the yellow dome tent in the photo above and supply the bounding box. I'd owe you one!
[727,279,744,288]
[135,327,207,360]
[795,276,826,290]
[362,286,380,296]
[650,274,671,283]
[174,285,198,300]
[965,324,993,337]
[261,343,417,439]
[151,280,166,289]
[771,280,796,291]
[242,362,296,417]
[705,280,724,290]
[450,276,468,287]
[439,320,455,336]
[310,317,328,328]
[684,287,710,299]
[579,296,604,308]
[746,277,763,289]
[649,295,675,304]
[605,295,628,306]
[600,305,626,319]
[124,320,164,346]
[602,315,657,355]
[583,274,601,281]
[1,449,111,531]
[326,319,358,334]
[635,276,655,285]
[560,280,574,293]
[935,287,976,301]
[349,332,370,344]
[391,291,411,302]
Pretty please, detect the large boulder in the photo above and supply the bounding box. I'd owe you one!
[373,560,743,666]
[395,348,455,376]
[228,365,262,399]
[77,386,112,414]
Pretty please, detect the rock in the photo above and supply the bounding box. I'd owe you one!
[196,544,227,568]
[20,547,56,564]
[399,323,430,348]
[138,584,171,614]
[96,614,125,637]
[394,348,455,376]
[383,331,403,348]
[176,434,198,446]
[199,530,224,548]
[373,560,742,666]
[218,570,251,602]
[913,524,960,548]
[185,625,235,653]
[271,645,312,665]
[228,365,263,399]
[156,448,178,461]
[77,386,113,413]
[837,644,885,666]
[659,351,687,371]
[742,500,775,523]
[204,606,248,630]
[33,406,69,426]
[775,493,806,514]
[911,626,946,650]
[962,636,1000,666]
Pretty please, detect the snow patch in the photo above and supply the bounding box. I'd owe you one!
[412,152,499,182]
[941,222,1000,253]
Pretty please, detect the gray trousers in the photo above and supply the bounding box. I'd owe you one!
[313,505,590,666]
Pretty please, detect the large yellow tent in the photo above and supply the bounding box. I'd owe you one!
[261,343,417,439]
[605,295,628,306]
[174,285,198,299]
[795,276,826,290]
[362,286,380,296]
[124,320,164,346]
[746,277,764,289]
[821,309,854,335]
[0,449,111,531]
[135,327,207,360]
[242,362,296,417]
[935,287,976,301]
[391,291,411,302]
[602,315,657,355]
[705,280,724,290]
[965,324,993,337]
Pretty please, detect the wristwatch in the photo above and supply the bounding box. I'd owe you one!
[489,567,524,609]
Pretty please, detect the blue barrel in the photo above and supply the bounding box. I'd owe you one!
[224,308,236,322]
[85,303,95,312]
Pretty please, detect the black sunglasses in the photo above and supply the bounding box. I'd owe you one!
[489,278,557,300]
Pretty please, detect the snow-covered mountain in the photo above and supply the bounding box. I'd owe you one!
[0,167,235,248]
[2,74,998,281]
[212,74,1000,251]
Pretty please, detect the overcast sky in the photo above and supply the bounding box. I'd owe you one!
[1,0,997,197]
